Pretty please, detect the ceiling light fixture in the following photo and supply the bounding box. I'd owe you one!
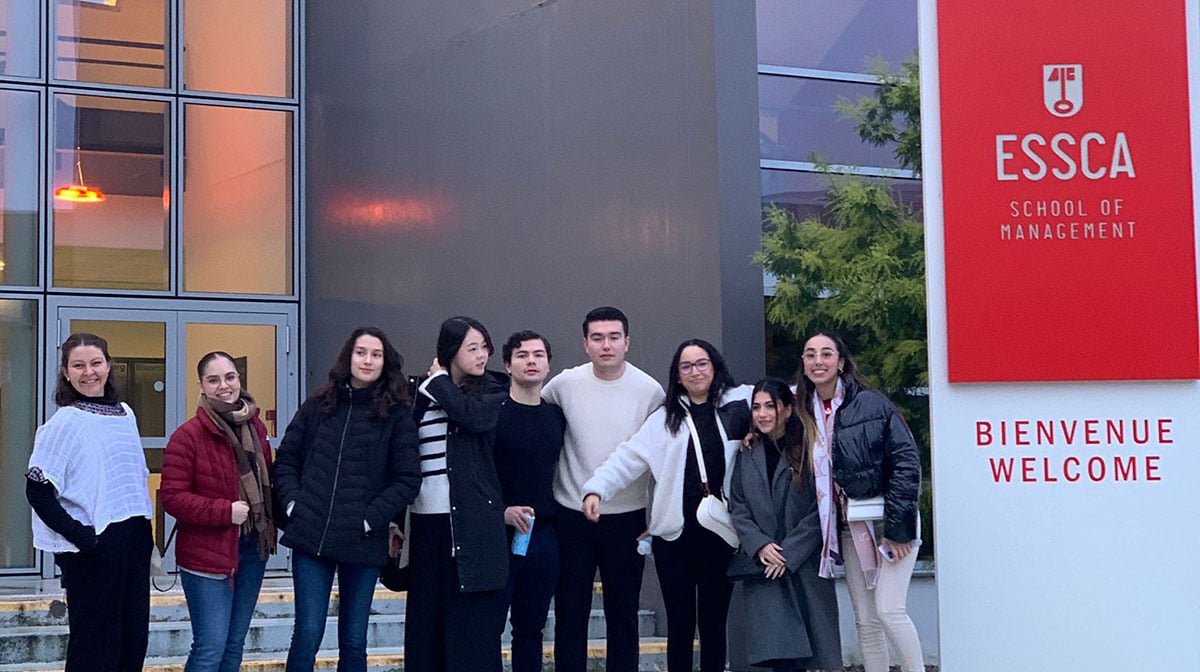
[54,150,105,203]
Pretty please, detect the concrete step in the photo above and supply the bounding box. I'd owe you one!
[0,603,656,665]
[0,581,607,627]
[0,638,671,672]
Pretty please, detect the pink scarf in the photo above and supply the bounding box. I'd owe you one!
[813,381,880,589]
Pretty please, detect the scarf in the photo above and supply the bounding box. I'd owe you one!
[199,392,277,559]
[813,379,879,589]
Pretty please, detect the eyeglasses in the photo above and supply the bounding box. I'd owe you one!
[678,359,711,375]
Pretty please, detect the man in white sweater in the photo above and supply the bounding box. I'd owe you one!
[543,306,665,672]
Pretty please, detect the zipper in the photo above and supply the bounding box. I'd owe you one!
[316,388,353,555]
[447,424,457,558]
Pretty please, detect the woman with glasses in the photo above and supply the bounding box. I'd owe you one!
[582,338,750,672]
[798,331,922,672]
[161,351,277,672]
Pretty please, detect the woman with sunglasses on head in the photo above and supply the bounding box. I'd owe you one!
[582,338,751,672]
[160,351,277,672]
[404,316,511,672]
[272,326,422,672]
[799,331,922,672]
[727,378,840,672]
[26,333,154,672]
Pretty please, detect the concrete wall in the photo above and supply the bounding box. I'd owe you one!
[304,0,764,387]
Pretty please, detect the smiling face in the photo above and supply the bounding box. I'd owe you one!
[752,390,791,440]
[802,334,843,391]
[506,338,550,387]
[450,327,490,382]
[200,355,241,404]
[63,345,110,399]
[677,345,714,402]
[349,335,385,388]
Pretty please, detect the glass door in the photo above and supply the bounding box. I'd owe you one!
[46,299,298,576]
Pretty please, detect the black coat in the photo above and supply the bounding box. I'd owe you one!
[412,370,510,592]
[272,384,422,566]
[831,378,921,543]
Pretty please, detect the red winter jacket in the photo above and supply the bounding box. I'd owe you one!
[161,408,273,575]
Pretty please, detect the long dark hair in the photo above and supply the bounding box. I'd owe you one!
[313,326,411,419]
[750,378,816,492]
[436,316,493,397]
[795,330,871,416]
[56,333,119,406]
[663,338,735,434]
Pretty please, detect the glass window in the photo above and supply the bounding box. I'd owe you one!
[759,75,903,168]
[183,0,293,98]
[51,94,170,291]
[760,168,922,232]
[0,0,41,78]
[0,298,38,568]
[182,104,293,295]
[54,0,168,88]
[0,89,39,286]
[756,0,917,72]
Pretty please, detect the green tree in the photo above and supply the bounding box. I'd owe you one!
[757,56,932,553]
[759,56,925,396]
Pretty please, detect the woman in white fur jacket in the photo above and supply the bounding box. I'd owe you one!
[582,338,751,672]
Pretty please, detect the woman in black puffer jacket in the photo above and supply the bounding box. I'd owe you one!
[797,331,923,672]
[272,326,421,672]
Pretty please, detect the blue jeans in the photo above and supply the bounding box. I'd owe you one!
[285,551,379,672]
[502,522,559,672]
[181,534,268,672]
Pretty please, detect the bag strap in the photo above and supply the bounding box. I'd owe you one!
[683,411,712,497]
[152,522,180,593]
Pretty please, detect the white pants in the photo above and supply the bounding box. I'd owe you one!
[841,530,924,672]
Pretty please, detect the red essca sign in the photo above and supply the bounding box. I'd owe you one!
[937,0,1200,382]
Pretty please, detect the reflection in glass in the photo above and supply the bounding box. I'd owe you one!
[759,75,903,168]
[183,104,293,295]
[756,0,917,72]
[52,94,169,290]
[69,318,167,438]
[54,0,168,88]
[0,89,39,286]
[0,0,41,77]
[760,169,922,233]
[183,0,293,98]
[185,323,278,436]
[0,299,37,568]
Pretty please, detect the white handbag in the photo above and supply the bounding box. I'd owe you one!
[685,413,739,548]
[845,495,885,522]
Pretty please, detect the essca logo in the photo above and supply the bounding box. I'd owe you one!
[1044,64,1082,117]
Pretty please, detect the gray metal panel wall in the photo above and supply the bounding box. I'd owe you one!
[304,0,763,389]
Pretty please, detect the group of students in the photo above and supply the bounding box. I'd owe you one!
[26,305,923,672]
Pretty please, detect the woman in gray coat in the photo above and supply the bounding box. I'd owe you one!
[728,378,840,671]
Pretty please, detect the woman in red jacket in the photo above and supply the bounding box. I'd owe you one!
[161,351,277,672]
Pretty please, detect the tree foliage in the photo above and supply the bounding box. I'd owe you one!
[758,56,926,396]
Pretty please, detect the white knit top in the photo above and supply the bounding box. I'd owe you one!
[543,363,665,514]
[28,403,153,552]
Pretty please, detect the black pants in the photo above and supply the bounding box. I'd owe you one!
[55,516,152,672]
[405,513,505,672]
[652,517,735,672]
[554,508,646,672]
[502,521,559,672]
